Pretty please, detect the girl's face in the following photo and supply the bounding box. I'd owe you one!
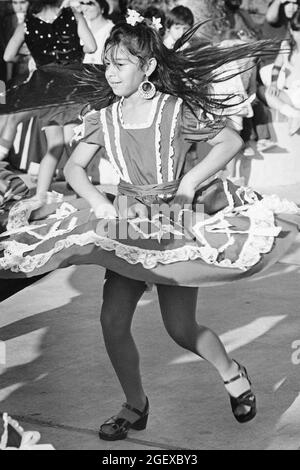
[80,0,102,21]
[167,23,190,42]
[104,46,147,98]
[284,1,299,19]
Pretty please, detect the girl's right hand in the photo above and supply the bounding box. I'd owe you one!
[92,202,118,220]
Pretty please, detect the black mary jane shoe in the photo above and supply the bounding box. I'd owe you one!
[224,361,257,424]
[99,397,149,441]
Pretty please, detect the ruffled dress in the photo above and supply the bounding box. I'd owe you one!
[0,93,299,286]
[0,8,96,127]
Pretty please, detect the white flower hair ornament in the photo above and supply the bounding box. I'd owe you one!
[126,9,163,32]
[151,17,162,31]
[126,9,145,26]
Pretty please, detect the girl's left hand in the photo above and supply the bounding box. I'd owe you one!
[127,202,148,219]
[173,181,195,209]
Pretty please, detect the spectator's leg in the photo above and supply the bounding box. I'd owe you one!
[240,117,254,143]
[252,94,271,141]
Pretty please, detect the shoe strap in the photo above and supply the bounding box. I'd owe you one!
[122,398,148,418]
[224,371,244,385]
[224,362,250,386]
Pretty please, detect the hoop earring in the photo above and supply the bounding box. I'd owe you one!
[138,79,156,100]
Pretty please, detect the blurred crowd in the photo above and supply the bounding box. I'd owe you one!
[1,0,300,186]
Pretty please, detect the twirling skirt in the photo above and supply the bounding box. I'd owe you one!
[0,63,101,127]
[0,179,299,287]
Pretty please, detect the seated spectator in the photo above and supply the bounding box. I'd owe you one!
[265,0,299,29]
[262,0,299,63]
[215,32,257,179]
[82,0,114,64]
[246,1,300,151]
[163,5,194,49]
[218,34,257,130]
[263,8,300,135]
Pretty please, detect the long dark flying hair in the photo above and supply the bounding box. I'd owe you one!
[78,20,281,117]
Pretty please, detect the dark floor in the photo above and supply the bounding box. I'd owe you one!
[0,275,46,303]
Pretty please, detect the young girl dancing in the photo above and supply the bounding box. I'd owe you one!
[1,11,299,441]
[64,16,276,440]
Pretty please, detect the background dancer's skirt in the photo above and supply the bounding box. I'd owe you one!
[0,184,299,287]
[0,63,104,126]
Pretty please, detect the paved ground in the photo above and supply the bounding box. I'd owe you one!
[1,184,300,450]
[0,174,300,450]
[1,261,300,450]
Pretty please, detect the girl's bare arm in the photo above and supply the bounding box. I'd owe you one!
[175,126,243,204]
[64,142,116,216]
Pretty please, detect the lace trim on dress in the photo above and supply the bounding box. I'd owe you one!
[260,194,300,215]
[1,191,297,274]
[112,102,132,183]
[222,179,235,212]
[168,97,183,181]
[118,93,161,129]
[1,215,79,258]
[155,95,169,184]
[100,108,127,181]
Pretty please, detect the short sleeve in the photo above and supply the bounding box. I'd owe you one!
[181,105,226,143]
[72,109,105,146]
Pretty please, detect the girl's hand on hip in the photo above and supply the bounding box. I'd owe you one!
[127,202,148,219]
[173,182,195,209]
[92,202,117,220]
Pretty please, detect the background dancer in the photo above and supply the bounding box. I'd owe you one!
[0,0,96,202]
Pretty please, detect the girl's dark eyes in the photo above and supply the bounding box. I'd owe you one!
[104,63,125,68]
